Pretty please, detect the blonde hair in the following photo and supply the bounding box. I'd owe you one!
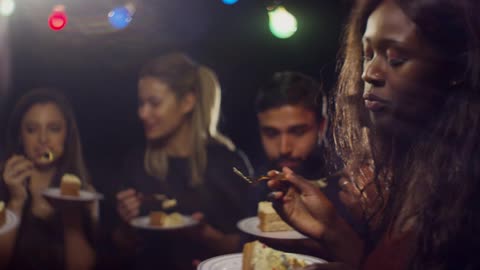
[141,52,234,187]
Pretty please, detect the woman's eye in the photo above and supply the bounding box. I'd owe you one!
[144,98,162,107]
[386,48,407,67]
[388,58,406,67]
[50,126,62,132]
[151,101,161,107]
[363,53,373,62]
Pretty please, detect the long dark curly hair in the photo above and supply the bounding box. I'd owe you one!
[334,0,480,269]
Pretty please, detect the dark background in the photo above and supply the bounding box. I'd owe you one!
[2,0,351,191]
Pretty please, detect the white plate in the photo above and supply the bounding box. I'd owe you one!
[197,253,326,270]
[237,217,307,240]
[0,210,19,235]
[42,188,104,202]
[130,215,199,231]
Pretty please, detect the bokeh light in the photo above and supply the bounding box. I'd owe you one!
[49,11,67,31]
[268,5,297,39]
[108,5,133,30]
[48,5,67,31]
[222,0,239,5]
[0,0,15,17]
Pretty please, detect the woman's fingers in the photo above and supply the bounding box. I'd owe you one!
[12,161,34,178]
[267,191,284,201]
[191,212,205,223]
[14,170,33,185]
[116,188,141,222]
[4,155,24,170]
[281,167,317,194]
[267,167,316,196]
[117,203,139,222]
[4,158,33,180]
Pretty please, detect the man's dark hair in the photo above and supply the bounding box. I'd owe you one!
[255,71,326,121]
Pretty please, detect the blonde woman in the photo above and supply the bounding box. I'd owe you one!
[115,52,252,270]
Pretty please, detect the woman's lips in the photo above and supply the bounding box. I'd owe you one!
[364,99,388,111]
[144,125,156,132]
[363,93,390,112]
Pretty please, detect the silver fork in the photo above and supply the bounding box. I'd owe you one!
[232,167,270,184]
[233,167,328,188]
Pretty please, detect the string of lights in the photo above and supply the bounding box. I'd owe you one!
[0,0,298,39]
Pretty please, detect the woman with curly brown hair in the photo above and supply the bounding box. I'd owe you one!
[267,0,480,269]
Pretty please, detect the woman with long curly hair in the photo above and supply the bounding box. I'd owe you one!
[267,0,480,269]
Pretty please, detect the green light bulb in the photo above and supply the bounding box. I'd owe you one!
[0,0,15,17]
[268,5,297,39]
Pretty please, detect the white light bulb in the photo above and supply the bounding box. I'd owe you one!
[0,0,15,17]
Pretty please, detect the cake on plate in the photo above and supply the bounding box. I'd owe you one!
[60,173,81,196]
[149,211,184,227]
[258,201,293,232]
[242,240,307,270]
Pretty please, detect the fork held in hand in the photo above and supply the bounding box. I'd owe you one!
[233,167,254,183]
[233,167,271,184]
[233,167,328,188]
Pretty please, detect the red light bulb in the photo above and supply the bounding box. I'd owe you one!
[48,10,67,31]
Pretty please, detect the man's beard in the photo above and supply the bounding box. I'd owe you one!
[268,155,306,172]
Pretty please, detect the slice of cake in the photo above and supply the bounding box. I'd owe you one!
[60,174,81,196]
[258,201,293,232]
[242,240,307,270]
[161,199,177,210]
[0,201,5,226]
[149,211,167,226]
[149,211,184,227]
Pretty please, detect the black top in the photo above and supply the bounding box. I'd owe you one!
[6,203,65,270]
[0,179,94,270]
[116,141,253,270]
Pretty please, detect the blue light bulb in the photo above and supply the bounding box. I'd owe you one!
[222,0,238,5]
[108,6,132,30]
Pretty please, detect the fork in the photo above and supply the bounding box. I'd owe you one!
[232,167,270,184]
[139,193,177,210]
[232,167,328,188]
